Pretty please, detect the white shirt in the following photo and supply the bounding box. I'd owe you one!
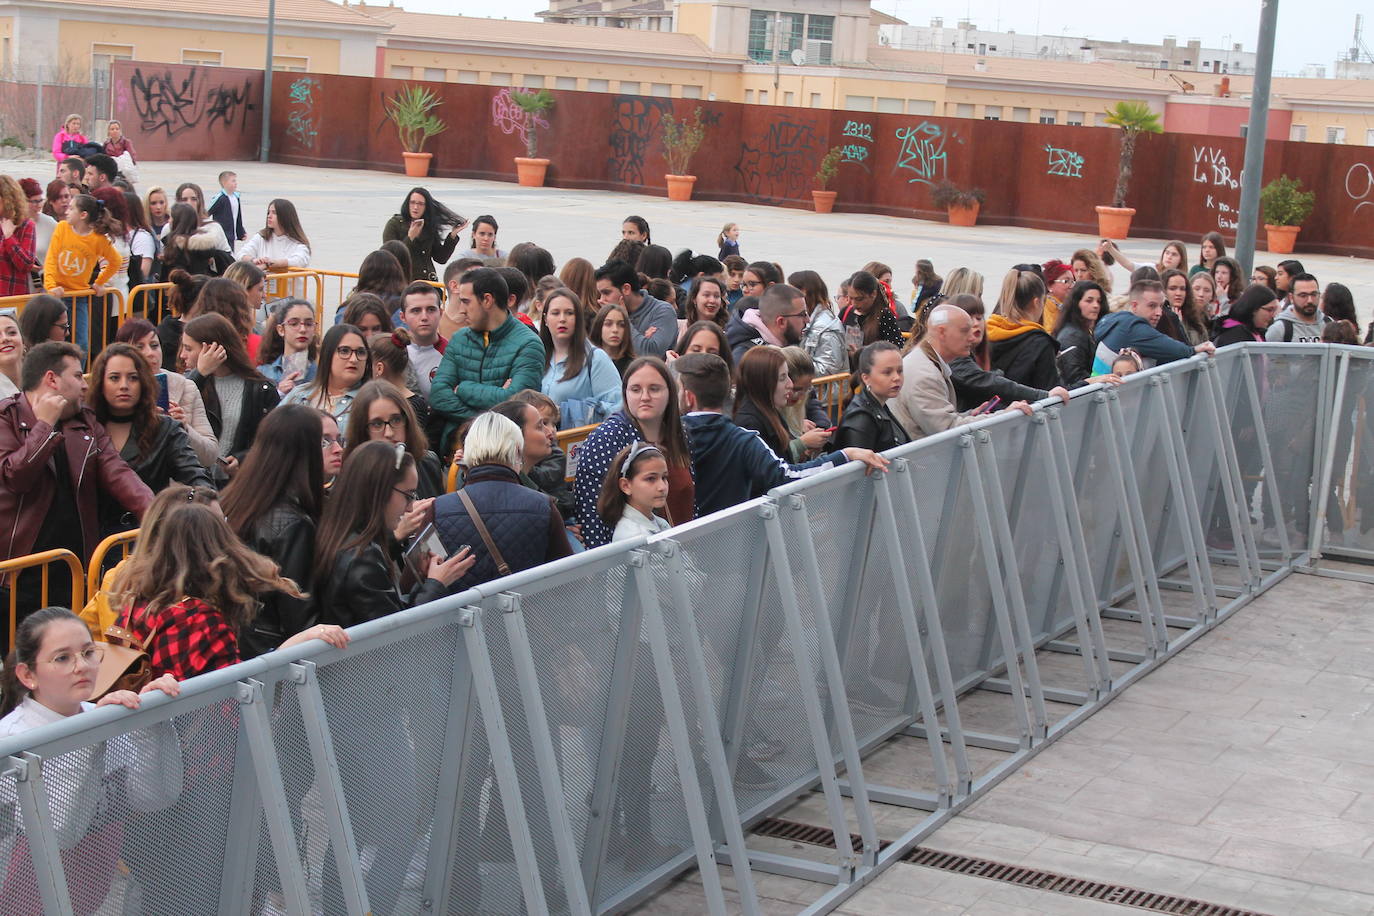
[612,504,671,542]
[237,233,311,270]
[408,341,443,397]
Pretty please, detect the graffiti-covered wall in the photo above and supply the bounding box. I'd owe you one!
[110,61,262,161]
[113,63,1374,259]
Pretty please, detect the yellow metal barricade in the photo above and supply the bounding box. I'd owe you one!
[557,423,600,483]
[1,549,86,648]
[812,372,854,425]
[125,281,175,323]
[447,457,461,494]
[87,529,139,600]
[311,270,361,320]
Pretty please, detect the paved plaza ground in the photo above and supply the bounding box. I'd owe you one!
[8,157,1373,327]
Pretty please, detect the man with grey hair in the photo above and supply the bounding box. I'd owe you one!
[892,304,1033,440]
[431,410,571,590]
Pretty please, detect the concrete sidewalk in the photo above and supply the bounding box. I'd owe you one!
[7,157,1372,325]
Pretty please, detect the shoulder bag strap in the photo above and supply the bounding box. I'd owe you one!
[457,488,511,577]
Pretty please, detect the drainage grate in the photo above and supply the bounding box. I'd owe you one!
[752,817,1272,916]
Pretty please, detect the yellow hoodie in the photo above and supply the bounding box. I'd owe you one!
[43,221,119,292]
[985,314,1048,342]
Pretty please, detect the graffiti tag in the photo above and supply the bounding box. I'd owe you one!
[285,77,319,148]
[491,87,549,148]
[1044,144,1084,178]
[735,120,821,202]
[1192,146,1238,189]
[842,120,873,142]
[1346,163,1373,217]
[894,121,947,186]
[607,95,672,185]
[128,67,253,137]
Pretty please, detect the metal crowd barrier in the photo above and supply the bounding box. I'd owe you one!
[0,343,1354,916]
[0,549,84,649]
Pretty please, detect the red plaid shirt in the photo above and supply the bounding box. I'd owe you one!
[0,218,36,297]
[123,598,240,680]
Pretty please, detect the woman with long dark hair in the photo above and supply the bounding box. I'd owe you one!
[220,403,325,657]
[834,341,911,453]
[840,270,904,357]
[1213,283,1279,347]
[1161,268,1211,345]
[381,187,467,282]
[573,356,694,548]
[160,201,232,277]
[987,269,1061,389]
[590,302,636,376]
[237,198,311,273]
[459,214,504,260]
[674,320,735,374]
[89,343,211,518]
[341,292,394,336]
[1053,280,1108,388]
[343,380,445,499]
[188,275,259,359]
[732,345,795,458]
[180,312,279,481]
[1321,283,1357,325]
[1192,231,1225,275]
[790,269,846,377]
[540,288,622,428]
[257,298,319,396]
[683,275,729,330]
[1212,256,1244,313]
[281,323,369,426]
[343,250,406,322]
[17,293,68,348]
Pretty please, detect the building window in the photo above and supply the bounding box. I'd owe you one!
[748,11,832,65]
[390,65,413,79]
[1066,111,1084,126]
[586,78,609,92]
[458,71,479,84]
[181,49,222,66]
[1012,107,1030,122]
[92,43,134,71]
[272,56,309,72]
[425,68,446,82]
[810,92,822,107]
[682,85,703,98]
[984,105,1002,120]
[876,97,902,113]
[954,103,974,118]
[619,81,640,94]
[745,89,754,103]
[555,76,577,90]
[1039,111,1057,124]
[522,74,546,88]
[759,90,769,104]
[907,99,935,115]
[651,83,671,97]
[1095,112,1112,127]
[783,91,794,105]
[844,95,874,112]
[1289,124,1307,142]
[1327,126,1345,144]
[1367,128,1374,146]
[488,72,511,86]
[1181,59,1191,66]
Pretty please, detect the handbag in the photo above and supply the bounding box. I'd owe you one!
[457,489,511,577]
[89,621,158,700]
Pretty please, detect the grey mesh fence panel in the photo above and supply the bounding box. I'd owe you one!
[1,346,1353,916]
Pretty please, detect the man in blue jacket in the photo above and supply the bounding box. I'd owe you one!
[672,353,888,515]
[1093,279,1215,374]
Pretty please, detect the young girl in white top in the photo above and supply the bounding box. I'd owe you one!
[0,608,182,907]
[601,440,672,542]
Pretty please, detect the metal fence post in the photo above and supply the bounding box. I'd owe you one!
[760,501,859,879]
[1104,392,1171,650]
[1153,375,1221,621]
[1310,349,1350,563]
[1237,352,1294,564]
[458,607,549,915]
[628,552,735,915]
[421,623,477,916]
[237,680,311,916]
[10,753,74,916]
[288,662,371,916]
[497,593,595,916]
[1198,360,1262,590]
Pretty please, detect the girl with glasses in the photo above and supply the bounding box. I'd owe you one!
[343,380,446,499]
[257,298,319,396]
[281,323,368,427]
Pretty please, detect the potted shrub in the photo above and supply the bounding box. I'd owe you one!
[931,180,986,226]
[1260,175,1315,254]
[510,89,555,188]
[660,107,707,201]
[385,85,447,178]
[1096,100,1162,239]
[812,146,843,213]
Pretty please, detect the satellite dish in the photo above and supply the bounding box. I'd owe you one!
[790,48,807,66]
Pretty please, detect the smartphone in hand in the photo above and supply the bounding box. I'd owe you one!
[971,395,1002,416]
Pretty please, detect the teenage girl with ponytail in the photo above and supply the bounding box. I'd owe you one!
[43,192,119,358]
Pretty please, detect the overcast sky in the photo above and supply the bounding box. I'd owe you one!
[388,0,1368,77]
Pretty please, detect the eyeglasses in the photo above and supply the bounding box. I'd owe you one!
[742,280,763,289]
[321,435,345,449]
[28,197,43,205]
[781,311,808,321]
[284,318,316,329]
[392,486,418,505]
[335,346,368,361]
[368,415,407,433]
[45,645,104,672]
[620,440,663,477]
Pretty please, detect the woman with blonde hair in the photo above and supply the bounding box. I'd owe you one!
[987,269,1061,390]
[1070,248,1112,293]
[0,174,36,297]
[941,266,984,300]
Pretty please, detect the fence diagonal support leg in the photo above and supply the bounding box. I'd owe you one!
[11,754,73,916]
[1310,350,1350,564]
[1153,375,1219,622]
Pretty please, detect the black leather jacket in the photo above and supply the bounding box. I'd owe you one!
[949,356,1048,412]
[316,539,449,629]
[833,386,910,453]
[100,415,213,535]
[240,502,317,658]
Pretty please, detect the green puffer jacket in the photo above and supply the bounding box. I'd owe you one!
[430,313,544,451]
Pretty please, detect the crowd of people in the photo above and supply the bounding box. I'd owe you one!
[0,154,1367,743]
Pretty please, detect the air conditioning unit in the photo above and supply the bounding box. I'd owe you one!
[804,39,830,64]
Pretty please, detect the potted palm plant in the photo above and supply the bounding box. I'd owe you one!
[1096,100,1162,239]
[660,107,706,201]
[812,146,843,213]
[384,84,447,178]
[510,89,555,187]
[931,180,986,226]
[1259,175,1315,254]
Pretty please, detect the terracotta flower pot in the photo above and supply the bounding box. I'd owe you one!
[1095,205,1136,240]
[402,151,432,178]
[665,174,697,202]
[1264,224,1300,254]
[812,190,838,213]
[947,202,980,227]
[515,157,550,188]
